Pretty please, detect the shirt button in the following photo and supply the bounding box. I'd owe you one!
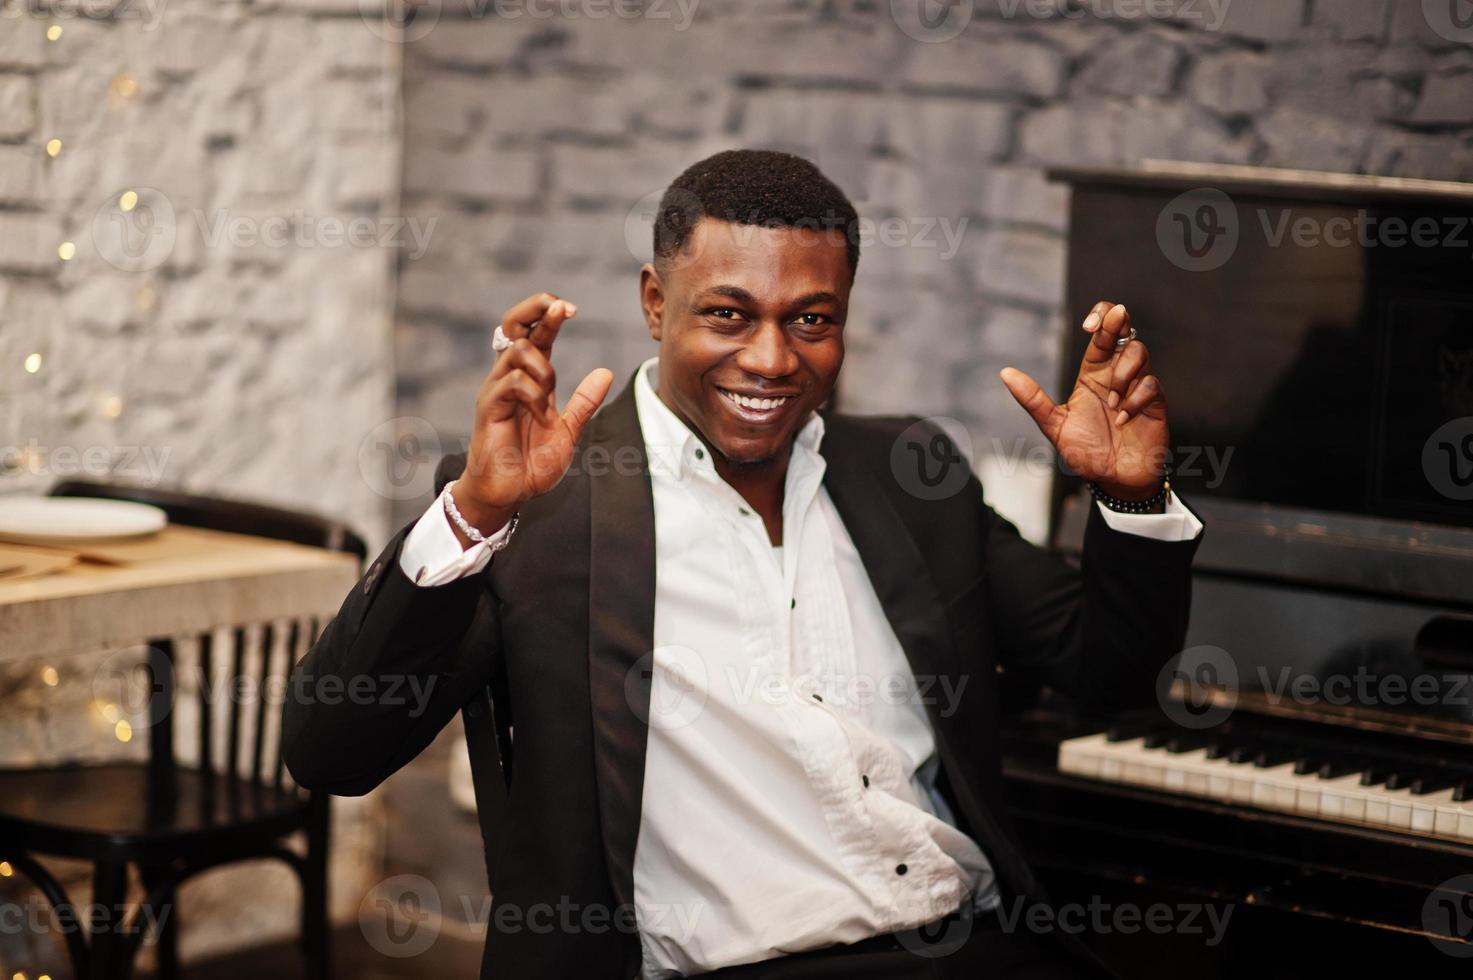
[790,597,796,609]
[738,506,750,516]
[811,693,823,703]
[895,864,908,876]
[861,774,870,788]
[694,448,704,460]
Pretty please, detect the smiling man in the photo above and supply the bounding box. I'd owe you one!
[284,149,1203,979]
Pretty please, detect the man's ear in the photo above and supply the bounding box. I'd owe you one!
[639,263,665,341]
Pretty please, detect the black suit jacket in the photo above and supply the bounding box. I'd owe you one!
[283,375,1200,979]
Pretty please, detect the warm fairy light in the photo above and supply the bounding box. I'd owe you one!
[135,286,156,312]
[46,23,62,41]
[41,665,58,686]
[57,241,75,261]
[24,353,41,374]
[98,700,120,723]
[119,190,138,212]
[0,862,12,876]
[101,394,124,418]
[109,73,139,102]
[46,138,62,157]
[115,719,133,742]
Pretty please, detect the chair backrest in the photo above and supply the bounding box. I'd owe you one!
[49,479,368,561]
[51,480,364,810]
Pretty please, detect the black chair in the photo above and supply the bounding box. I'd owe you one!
[0,480,366,980]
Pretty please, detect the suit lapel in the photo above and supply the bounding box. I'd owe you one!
[585,377,657,915]
[818,418,963,699]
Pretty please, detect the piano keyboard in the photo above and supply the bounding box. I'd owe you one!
[1058,729,1473,844]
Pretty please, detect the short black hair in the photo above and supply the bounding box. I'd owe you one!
[652,148,861,277]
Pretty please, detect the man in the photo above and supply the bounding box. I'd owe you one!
[284,149,1202,979]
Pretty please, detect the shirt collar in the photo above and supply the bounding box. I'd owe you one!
[633,356,825,483]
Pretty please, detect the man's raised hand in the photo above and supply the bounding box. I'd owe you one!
[999,301,1169,501]
[451,292,614,544]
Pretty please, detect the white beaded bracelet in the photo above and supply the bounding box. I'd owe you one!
[443,481,519,552]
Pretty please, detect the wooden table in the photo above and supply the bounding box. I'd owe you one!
[0,525,361,661]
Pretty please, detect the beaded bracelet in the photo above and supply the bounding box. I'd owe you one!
[1086,470,1172,514]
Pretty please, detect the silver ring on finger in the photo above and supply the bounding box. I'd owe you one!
[492,324,513,352]
[1114,326,1138,351]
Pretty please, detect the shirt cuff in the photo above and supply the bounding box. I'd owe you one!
[398,489,513,587]
[1095,494,1202,542]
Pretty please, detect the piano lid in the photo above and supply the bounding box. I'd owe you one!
[1048,160,1473,206]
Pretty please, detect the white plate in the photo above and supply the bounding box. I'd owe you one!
[0,497,169,545]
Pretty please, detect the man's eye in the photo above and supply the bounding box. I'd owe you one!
[707,308,740,319]
[795,314,830,328]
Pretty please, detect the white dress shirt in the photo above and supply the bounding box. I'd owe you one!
[400,357,1202,977]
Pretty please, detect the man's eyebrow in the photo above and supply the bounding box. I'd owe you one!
[700,285,758,305]
[696,286,843,310]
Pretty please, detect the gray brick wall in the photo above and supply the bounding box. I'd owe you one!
[1,0,400,548]
[390,0,1473,529]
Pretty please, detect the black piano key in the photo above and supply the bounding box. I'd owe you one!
[1385,772,1417,791]
[1359,768,1390,787]
[1205,740,1233,760]
[1228,745,1258,765]
[1105,722,1156,743]
[1142,730,1174,750]
[1166,733,1212,754]
[1455,783,1472,803]
[1293,756,1320,776]
[1411,775,1456,796]
[1253,748,1295,768]
[1317,761,1356,780]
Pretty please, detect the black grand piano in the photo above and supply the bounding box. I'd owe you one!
[1001,162,1473,978]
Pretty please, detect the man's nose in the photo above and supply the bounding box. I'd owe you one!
[735,321,799,379]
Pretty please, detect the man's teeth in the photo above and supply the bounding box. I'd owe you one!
[724,391,790,412]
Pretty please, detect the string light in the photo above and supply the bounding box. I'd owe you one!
[101,394,124,418]
[24,353,41,374]
[108,72,139,107]
[97,700,120,723]
[41,665,58,686]
[119,190,138,212]
[115,719,133,743]
[45,138,61,157]
[0,861,12,876]
[46,23,61,41]
[136,285,157,312]
[57,241,75,261]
